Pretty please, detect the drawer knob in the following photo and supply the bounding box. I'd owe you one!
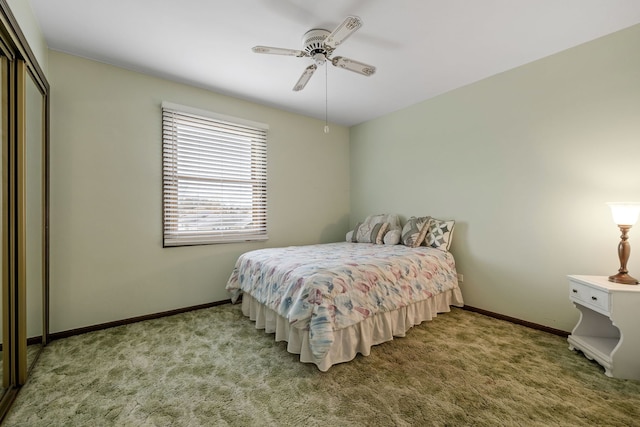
[592,296,598,301]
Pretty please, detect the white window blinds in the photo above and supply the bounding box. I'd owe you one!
[162,102,268,246]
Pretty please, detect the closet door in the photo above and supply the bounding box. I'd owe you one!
[25,65,45,372]
[18,60,46,379]
[0,52,8,401]
[0,2,50,420]
[0,42,18,418]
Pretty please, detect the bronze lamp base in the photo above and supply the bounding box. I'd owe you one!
[608,272,639,285]
[609,224,639,285]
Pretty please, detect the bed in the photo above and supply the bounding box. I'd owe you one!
[226,238,463,371]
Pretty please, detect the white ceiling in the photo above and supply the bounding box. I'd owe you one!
[28,0,640,126]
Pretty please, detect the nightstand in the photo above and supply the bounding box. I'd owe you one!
[567,275,640,380]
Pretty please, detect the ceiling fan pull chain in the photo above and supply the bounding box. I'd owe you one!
[324,64,330,134]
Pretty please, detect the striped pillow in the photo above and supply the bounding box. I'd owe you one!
[352,221,390,244]
[401,216,431,247]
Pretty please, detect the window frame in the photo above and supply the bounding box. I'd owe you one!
[161,102,268,247]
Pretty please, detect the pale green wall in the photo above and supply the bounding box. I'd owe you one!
[350,24,640,332]
[48,51,350,333]
[7,0,48,71]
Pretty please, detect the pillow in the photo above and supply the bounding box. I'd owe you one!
[382,214,402,245]
[346,213,402,245]
[383,229,402,245]
[375,223,390,244]
[353,221,389,244]
[423,218,455,251]
[401,216,430,247]
[350,223,362,242]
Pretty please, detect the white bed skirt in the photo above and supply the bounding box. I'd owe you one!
[240,288,464,372]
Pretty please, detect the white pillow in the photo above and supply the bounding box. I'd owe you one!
[383,229,401,245]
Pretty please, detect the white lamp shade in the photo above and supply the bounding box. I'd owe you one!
[607,202,640,225]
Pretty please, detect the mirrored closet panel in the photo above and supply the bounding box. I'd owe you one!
[0,42,14,418]
[0,0,50,420]
[23,63,45,374]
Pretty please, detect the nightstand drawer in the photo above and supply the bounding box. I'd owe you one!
[570,281,610,314]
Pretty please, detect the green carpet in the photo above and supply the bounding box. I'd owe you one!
[3,304,640,426]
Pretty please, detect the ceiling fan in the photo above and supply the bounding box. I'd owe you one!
[252,16,376,91]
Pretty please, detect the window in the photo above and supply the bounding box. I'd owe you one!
[162,102,268,246]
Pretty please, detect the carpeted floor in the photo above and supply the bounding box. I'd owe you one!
[3,304,640,426]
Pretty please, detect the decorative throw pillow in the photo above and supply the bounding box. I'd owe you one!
[353,221,389,244]
[401,216,431,247]
[375,222,390,244]
[383,229,402,245]
[424,218,455,251]
[347,214,402,245]
[350,223,362,242]
[382,214,402,245]
[346,230,354,242]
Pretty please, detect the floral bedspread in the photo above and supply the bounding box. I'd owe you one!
[226,242,460,361]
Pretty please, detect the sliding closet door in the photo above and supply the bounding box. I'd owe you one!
[0,1,50,420]
[21,61,45,376]
[15,59,47,382]
[0,42,18,418]
[0,53,8,399]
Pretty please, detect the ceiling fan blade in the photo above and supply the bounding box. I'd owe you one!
[252,46,306,57]
[324,16,362,49]
[293,64,317,91]
[331,56,376,76]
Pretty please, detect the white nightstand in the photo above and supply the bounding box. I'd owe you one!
[567,275,640,380]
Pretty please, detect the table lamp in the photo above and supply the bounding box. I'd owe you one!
[607,202,640,284]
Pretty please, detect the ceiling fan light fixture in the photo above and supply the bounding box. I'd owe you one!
[313,53,326,65]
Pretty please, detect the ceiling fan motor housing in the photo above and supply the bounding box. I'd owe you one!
[302,29,331,56]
